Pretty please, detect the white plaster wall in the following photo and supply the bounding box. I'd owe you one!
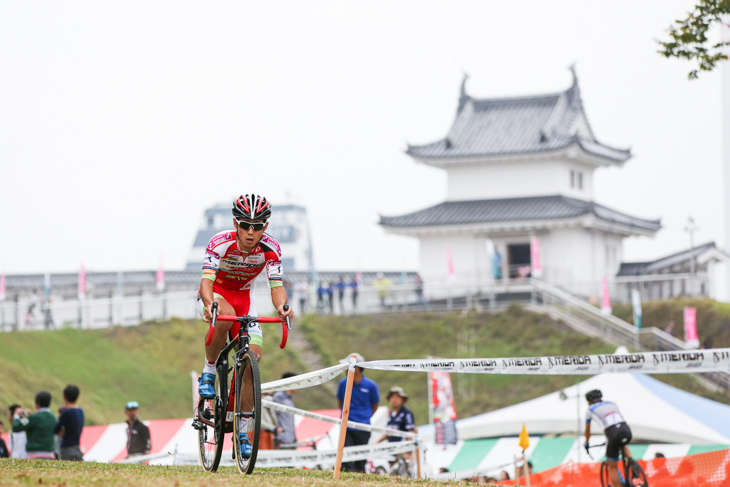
[445,159,594,201]
[418,234,490,286]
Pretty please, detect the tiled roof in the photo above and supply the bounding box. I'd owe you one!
[617,242,720,276]
[406,71,630,162]
[379,195,661,232]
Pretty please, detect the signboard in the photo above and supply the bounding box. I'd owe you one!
[430,369,458,444]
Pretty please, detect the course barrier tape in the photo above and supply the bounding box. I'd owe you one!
[356,348,730,375]
[261,363,348,393]
[262,399,415,439]
[123,440,419,468]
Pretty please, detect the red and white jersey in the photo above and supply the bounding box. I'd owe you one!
[202,231,283,291]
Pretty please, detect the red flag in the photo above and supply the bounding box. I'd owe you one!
[0,274,5,302]
[601,276,612,315]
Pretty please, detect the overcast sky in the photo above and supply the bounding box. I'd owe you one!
[0,1,724,275]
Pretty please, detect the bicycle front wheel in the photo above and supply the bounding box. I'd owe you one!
[197,371,226,472]
[600,461,610,487]
[234,350,261,474]
[626,458,649,487]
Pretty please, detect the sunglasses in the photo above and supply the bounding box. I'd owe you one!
[236,220,267,231]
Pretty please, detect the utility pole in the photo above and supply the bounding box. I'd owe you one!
[685,217,698,295]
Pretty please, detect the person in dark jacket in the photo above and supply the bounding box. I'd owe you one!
[54,385,85,461]
[124,401,151,458]
[12,391,57,460]
[273,372,298,449]
[0,421,9,458]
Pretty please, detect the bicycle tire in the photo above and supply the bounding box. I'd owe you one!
[626,458,649,487]
[197,372,226,472]
[600,461,610,487]
[234,350,261,474]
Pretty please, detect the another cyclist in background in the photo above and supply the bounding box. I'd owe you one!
[196,194,293,460]
[584,389,633,487]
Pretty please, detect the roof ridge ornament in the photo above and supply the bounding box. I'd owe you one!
[457,72,470,114]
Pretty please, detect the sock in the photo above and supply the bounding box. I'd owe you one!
[203,359,216,375]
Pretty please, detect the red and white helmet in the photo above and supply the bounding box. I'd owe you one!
[232,194,272,221]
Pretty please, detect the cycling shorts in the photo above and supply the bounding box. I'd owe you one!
[197,289,263,348]
[605,423,632,461]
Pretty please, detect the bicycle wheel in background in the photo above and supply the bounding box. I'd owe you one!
[627,458,649,487]
[197,371,226,472]
[234,350,261,474]
[600,461,610,487]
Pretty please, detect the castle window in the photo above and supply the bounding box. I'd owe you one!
[577,172,583,190]
[570,170,575,188]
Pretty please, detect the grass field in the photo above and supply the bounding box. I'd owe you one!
[1,305,727,427]
[0,460,463,487]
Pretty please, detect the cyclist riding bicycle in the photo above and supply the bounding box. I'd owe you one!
[584,389,633,487]
[196,194,293,460]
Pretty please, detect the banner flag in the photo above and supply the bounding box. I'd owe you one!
[446,245,456,279]
[78,265,86,300]
[0,274,5,302]
[430,369,458,445]
[684,307,700,349]
[631,289,642,329]
[519,423,530,452]
[530,237,542,278]
[601,277,612,316]
[156,258,165,292]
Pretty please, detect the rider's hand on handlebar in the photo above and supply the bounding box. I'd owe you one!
[203,304,213,323]
[584,441,589,449]
[277,304,293,321]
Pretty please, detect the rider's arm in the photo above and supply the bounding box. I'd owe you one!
[266,252,293,320]
[584,420,591,443]
[200,279,215,321]
[271,286,293,320]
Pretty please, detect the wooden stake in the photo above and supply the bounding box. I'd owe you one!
[333,356,356,479]
[413,428,421,479]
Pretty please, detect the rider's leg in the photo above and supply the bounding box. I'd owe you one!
[203,297,235,365]
[606,460,622,487]
[623,444,632,459]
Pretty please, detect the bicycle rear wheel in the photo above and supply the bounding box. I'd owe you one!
[626,458,649,487]
[600,461,610,487]
[197,372,226,472]
[234,350,261,474]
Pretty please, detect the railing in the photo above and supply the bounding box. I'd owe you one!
[529,279,730,392]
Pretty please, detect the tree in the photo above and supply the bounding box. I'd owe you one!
[658,0,730,79]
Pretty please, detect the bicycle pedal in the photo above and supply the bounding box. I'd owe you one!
[202,408,214,420]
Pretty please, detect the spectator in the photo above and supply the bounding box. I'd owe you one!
[0,421,9,458]
[54,385,84,461]
[499,470,511,481]
[516,460,533,478]
[664,321,675,337]
[260,391,277,450]
[438,467,450,474]
[12,391,57,460]
[337,353,380,473]
[26,291,39,326]
[336,277,346,313]
[415,274,428,308]
[350,277,359,311]
[8,405,27,459]
[327,282,335,314]
[377,387,415,443]
[283,279,293,300]
[703,336,714,349]
[372,273,392,308]
[295,280,309,313]
[273,372,298,449]
[124,401,151,458]
[316,282,327,313]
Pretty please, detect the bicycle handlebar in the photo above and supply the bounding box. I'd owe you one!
[204,303,292,349]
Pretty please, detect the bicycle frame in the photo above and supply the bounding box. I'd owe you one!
[198,303,291,430]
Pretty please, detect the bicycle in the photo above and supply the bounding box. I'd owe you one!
[192,302,291,474]
[586,442,649,487]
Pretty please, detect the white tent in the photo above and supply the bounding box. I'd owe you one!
[438,373,730,445]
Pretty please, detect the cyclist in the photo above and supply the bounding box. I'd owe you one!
[584,389,633,487]
[196,194,293,460]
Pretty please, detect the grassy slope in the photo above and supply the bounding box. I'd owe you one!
[613,298,730,349]
[0,460,458,487]
[0,306,726,427]
[300,304,729,426]
[0,318,331,425]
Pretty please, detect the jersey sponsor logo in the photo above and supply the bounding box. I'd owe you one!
[260,233,282,257]
[245,254,265,265]
[205,249,220,259]
[208,232,234,249]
